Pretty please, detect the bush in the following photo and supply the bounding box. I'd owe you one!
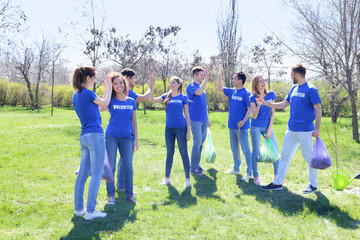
[0,78,8,106]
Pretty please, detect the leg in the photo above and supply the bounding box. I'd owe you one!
[190,121,202,171]
[85,133,106,212]
[165,127,176,177]
[74,135,91,211]
[229,128,240,171]
[119,138,134,198]
[298,131,318,187]
[105,135,118,197]
[273,130,299,185]
[117,135,134,189]
[240,129,252,176]
[250,127,262,178]
[176,127,191,179]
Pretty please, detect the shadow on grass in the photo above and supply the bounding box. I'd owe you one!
[193,168,225,202]
[61,194,137,239]
[235,176,360,229]
[161,184,197,208]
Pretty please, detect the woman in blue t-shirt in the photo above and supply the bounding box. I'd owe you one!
[152,76,192,189]
[100,72,139,205]
[72,66,112,220]
[250,75,280,185]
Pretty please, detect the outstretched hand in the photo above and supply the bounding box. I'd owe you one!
[257,95,265,104]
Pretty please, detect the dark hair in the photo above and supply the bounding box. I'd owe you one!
[107,72,128,98]
[192,66,204,77]
[251,75,268,95]
[291,63,306,77]
[72,66,96,93]
[236,71,246,84]
[121,68,136,78]
[164,76,183,106]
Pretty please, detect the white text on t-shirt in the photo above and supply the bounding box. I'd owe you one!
[113,105,134,110]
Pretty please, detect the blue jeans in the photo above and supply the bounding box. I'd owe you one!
[117,135,135,190]
[105,135,134,198]
[74,132,105,212]
[229,128,252,174]
[190,120,208,171]
[165,127,190,178]
[250,127,279,178]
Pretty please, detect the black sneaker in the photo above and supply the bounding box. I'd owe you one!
[260,183,283,191]
[303,184,318,194]
[191,169,204,175]
[198,166,206,172]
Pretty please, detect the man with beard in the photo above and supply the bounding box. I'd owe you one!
[259,63,322,194]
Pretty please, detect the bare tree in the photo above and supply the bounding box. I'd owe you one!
[284,0,360,141]
[217,0,242,87]
[0,0,26,33]
[49,43,64,116]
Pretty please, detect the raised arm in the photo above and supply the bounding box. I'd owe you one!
[94,76,112,107]
[135,74,156,102]
[194,67,209,96]
[217,66,224,91]
[312,103,321,138]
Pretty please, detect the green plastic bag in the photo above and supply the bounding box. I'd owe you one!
[205,127,216,163]
[258,138,280,163]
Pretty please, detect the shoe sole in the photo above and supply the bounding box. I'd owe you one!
[303,190,318,194]
[261,187,283,191]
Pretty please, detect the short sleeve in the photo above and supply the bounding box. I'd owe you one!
[132,99,137,111]
[223,88,233,97]
[161,93,167,101]
[271,91,277,101]
[128,90,138,101]
[187,84,198,96]
[309,88,321,105]
[249,94,256,103]
[182,94,188,104]
[87,89,97,102]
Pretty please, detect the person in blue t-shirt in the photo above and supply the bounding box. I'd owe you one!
[100,72,139,204]
[72,66,112,221]
[116,68,156,192]
[249,75,280,185]
[260,64,322,194]
[186,66,211,176]
[152,76,192,189]
[217,66,252,179]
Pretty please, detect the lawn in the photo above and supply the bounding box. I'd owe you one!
[0,106,359,239]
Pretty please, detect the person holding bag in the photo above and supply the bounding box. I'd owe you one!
[99,72,139,205]
[250,75,280,185]
[152,76,192,189]
[72,66,112,220]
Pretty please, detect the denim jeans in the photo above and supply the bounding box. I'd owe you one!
[165,127,190,178]
[117,135,135,190]
[74,132,105,212]
[105,135,134,198]
[250,127,279,178]
[190,120,208,171]
[229,128,252,174]
[273,130,318,187]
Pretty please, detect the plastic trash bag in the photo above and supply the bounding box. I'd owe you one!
[310,137,332,170]
[205,127,216,163]
[74,150,114,182]
[258,138,280,163]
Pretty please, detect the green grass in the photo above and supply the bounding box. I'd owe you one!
[0,106,359,239]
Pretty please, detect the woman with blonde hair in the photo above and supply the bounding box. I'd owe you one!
[249,75,280,185]
[152,76,191,188]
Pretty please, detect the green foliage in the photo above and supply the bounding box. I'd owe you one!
[0,107,359,239]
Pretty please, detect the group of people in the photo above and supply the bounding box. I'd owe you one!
[72,63,322,221]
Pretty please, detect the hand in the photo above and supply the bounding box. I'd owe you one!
[237,121,244,129]
[186,131,191,141]
[255,98,261,105]
[207,121,211,128]
[266,129,272,138]
[134,139,139,151]
[148,74,156,89]
[104,76,112,90]
[312,130,320,138]
[258,95,265,104]
[218,65,223,75]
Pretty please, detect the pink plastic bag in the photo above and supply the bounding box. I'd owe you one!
[310,137,332,170]
[74,150,114,182]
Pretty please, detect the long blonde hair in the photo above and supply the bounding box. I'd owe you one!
[251,75,268,96]
[164,76,183,106]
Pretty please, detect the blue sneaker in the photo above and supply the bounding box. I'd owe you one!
[260,183,283,191]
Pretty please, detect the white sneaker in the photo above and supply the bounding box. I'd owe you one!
[184,179,191,188]
[74,208,86,217]
[85,210,107,221]
[241,174,253,181]
[160,178,171,185]
[107,196,115,205]
[226,169,240,175]
[253,177,262,186]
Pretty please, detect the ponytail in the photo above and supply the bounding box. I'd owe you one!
[72,66,96,93]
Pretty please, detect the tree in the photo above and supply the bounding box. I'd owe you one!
[284,0,360,141]
[217,0,242,88]
[0,0,26,33]
[49,43,64,116]
[251,36,285,89]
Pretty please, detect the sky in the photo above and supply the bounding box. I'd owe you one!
[14,0,295,67]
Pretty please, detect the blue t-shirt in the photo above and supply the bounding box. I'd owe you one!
[72,88,103,136]
[186,82,207,122]
[105,97,137,138]
[250,91,277,128]
[161,93,188,128]
[128,89,138,101]
[286,82,321,131]
[223,87,251,130]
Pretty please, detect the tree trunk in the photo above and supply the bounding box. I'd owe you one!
[350,94,359,142]
[51,64,55,116]
[22,73,35,108]
[36,81,40,112]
